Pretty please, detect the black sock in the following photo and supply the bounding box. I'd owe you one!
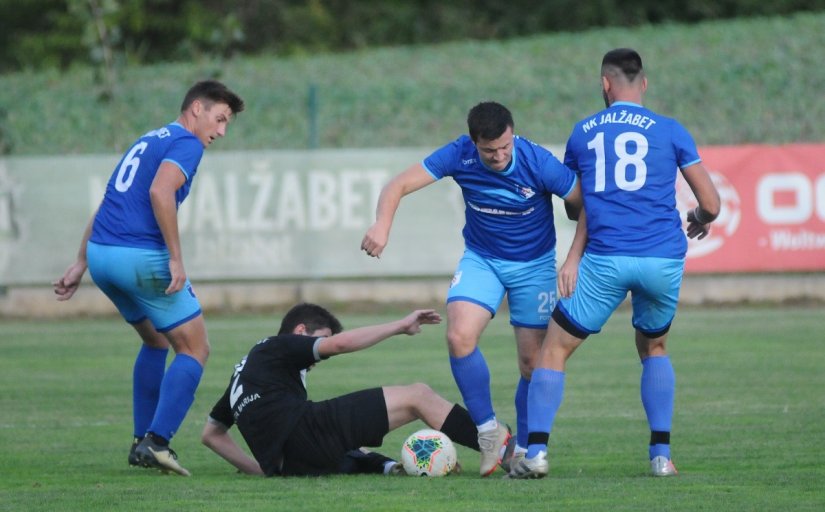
[147,431,169,447]
[340,449,394,474]
[439,404,480,451]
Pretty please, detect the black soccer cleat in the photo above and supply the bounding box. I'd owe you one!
[134,436,191,476]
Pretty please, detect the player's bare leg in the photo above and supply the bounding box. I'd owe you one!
[382,384,480,453]
[383,383,454,430]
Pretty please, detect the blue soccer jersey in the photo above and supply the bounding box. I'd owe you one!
[423,135,577,262]
[91,122,204,249]
[564,101,701,259]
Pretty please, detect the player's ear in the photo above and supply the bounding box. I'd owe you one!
[292,323,307,335]
[601,75,610,94]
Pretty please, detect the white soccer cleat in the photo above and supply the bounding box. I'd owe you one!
[507,452,549,479]
[650,455,678,477]
[478,424,511,477]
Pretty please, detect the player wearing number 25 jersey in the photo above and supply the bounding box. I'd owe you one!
[53,80,244,476]
[513,49,720,480]
[362,101,582,476]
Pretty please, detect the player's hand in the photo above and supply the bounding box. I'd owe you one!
[686,209,711,240]
[558,257,580,298]
[165,258,187,295]
[401,309,442,335]
[52,261,87,301]
[361,223,389,258]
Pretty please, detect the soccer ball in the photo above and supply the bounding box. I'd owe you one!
[400,429,458,476]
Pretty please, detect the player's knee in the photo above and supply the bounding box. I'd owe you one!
[410,382,435,395]
[445,329,477,356]
[407,382,438,404]
[517,358,534,379]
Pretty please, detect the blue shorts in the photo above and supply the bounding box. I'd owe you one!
[447,249,557,329]
[86,241,202,332]
[558,252,684,336]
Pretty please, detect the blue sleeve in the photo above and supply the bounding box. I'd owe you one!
[162,136,203,180]
[563,128,581,173]
[671,120,701,169]
[422,138,462,180]
[537,144,578,198]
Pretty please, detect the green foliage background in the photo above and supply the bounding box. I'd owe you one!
[1,12,823,156]
[2,0,824,72]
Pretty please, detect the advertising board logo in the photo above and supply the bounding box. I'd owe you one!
[676,169,740,258]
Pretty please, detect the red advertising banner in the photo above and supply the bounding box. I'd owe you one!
[678,144,825,273]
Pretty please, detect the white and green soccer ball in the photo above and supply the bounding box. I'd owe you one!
[400,429,458,477]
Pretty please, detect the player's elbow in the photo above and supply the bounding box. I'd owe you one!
[564,201,581,221]
[201,421,221,448]
[201,429,214,448]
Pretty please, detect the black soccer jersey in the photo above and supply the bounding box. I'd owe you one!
[208,334,327,475]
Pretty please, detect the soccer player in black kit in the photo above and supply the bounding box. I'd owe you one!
[201,303,481,476]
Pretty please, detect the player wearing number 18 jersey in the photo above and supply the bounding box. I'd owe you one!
[565,99,698,259]
[511,49,721,479]
[53,80,244,476]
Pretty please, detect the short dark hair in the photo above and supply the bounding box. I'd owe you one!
[467,101,514,142]
[601,48,644,82]
[278,303,343,336]
[180,80,245,115]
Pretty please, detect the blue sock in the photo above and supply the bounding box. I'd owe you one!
[641,356,675,460]
[148,354,203,441]
[526,368,565,459]
[132,345,168,438]
[515,376,529,448]
[449,347,494,426]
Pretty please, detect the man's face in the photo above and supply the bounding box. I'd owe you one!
[475,126,514,172]
[192,100,234,148]
[308,327,333,337]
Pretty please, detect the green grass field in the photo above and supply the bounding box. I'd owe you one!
[1,305,823,511]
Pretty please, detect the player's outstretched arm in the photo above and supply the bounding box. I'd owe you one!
[318,309,442,357]
[682,163,721,240]
[361,164,436,258]
[201,418,264,475]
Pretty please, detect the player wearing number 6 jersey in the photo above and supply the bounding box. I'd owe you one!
[509,49,721,479]
[52,80,244,476]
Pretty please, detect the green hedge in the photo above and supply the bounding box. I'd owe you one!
[0,12,823,155]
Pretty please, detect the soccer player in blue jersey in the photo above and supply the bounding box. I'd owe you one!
[52,80,244,476]
[361,101,582,476]
[508,48,721,479]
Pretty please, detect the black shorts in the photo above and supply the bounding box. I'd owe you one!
[281,387,389,476]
